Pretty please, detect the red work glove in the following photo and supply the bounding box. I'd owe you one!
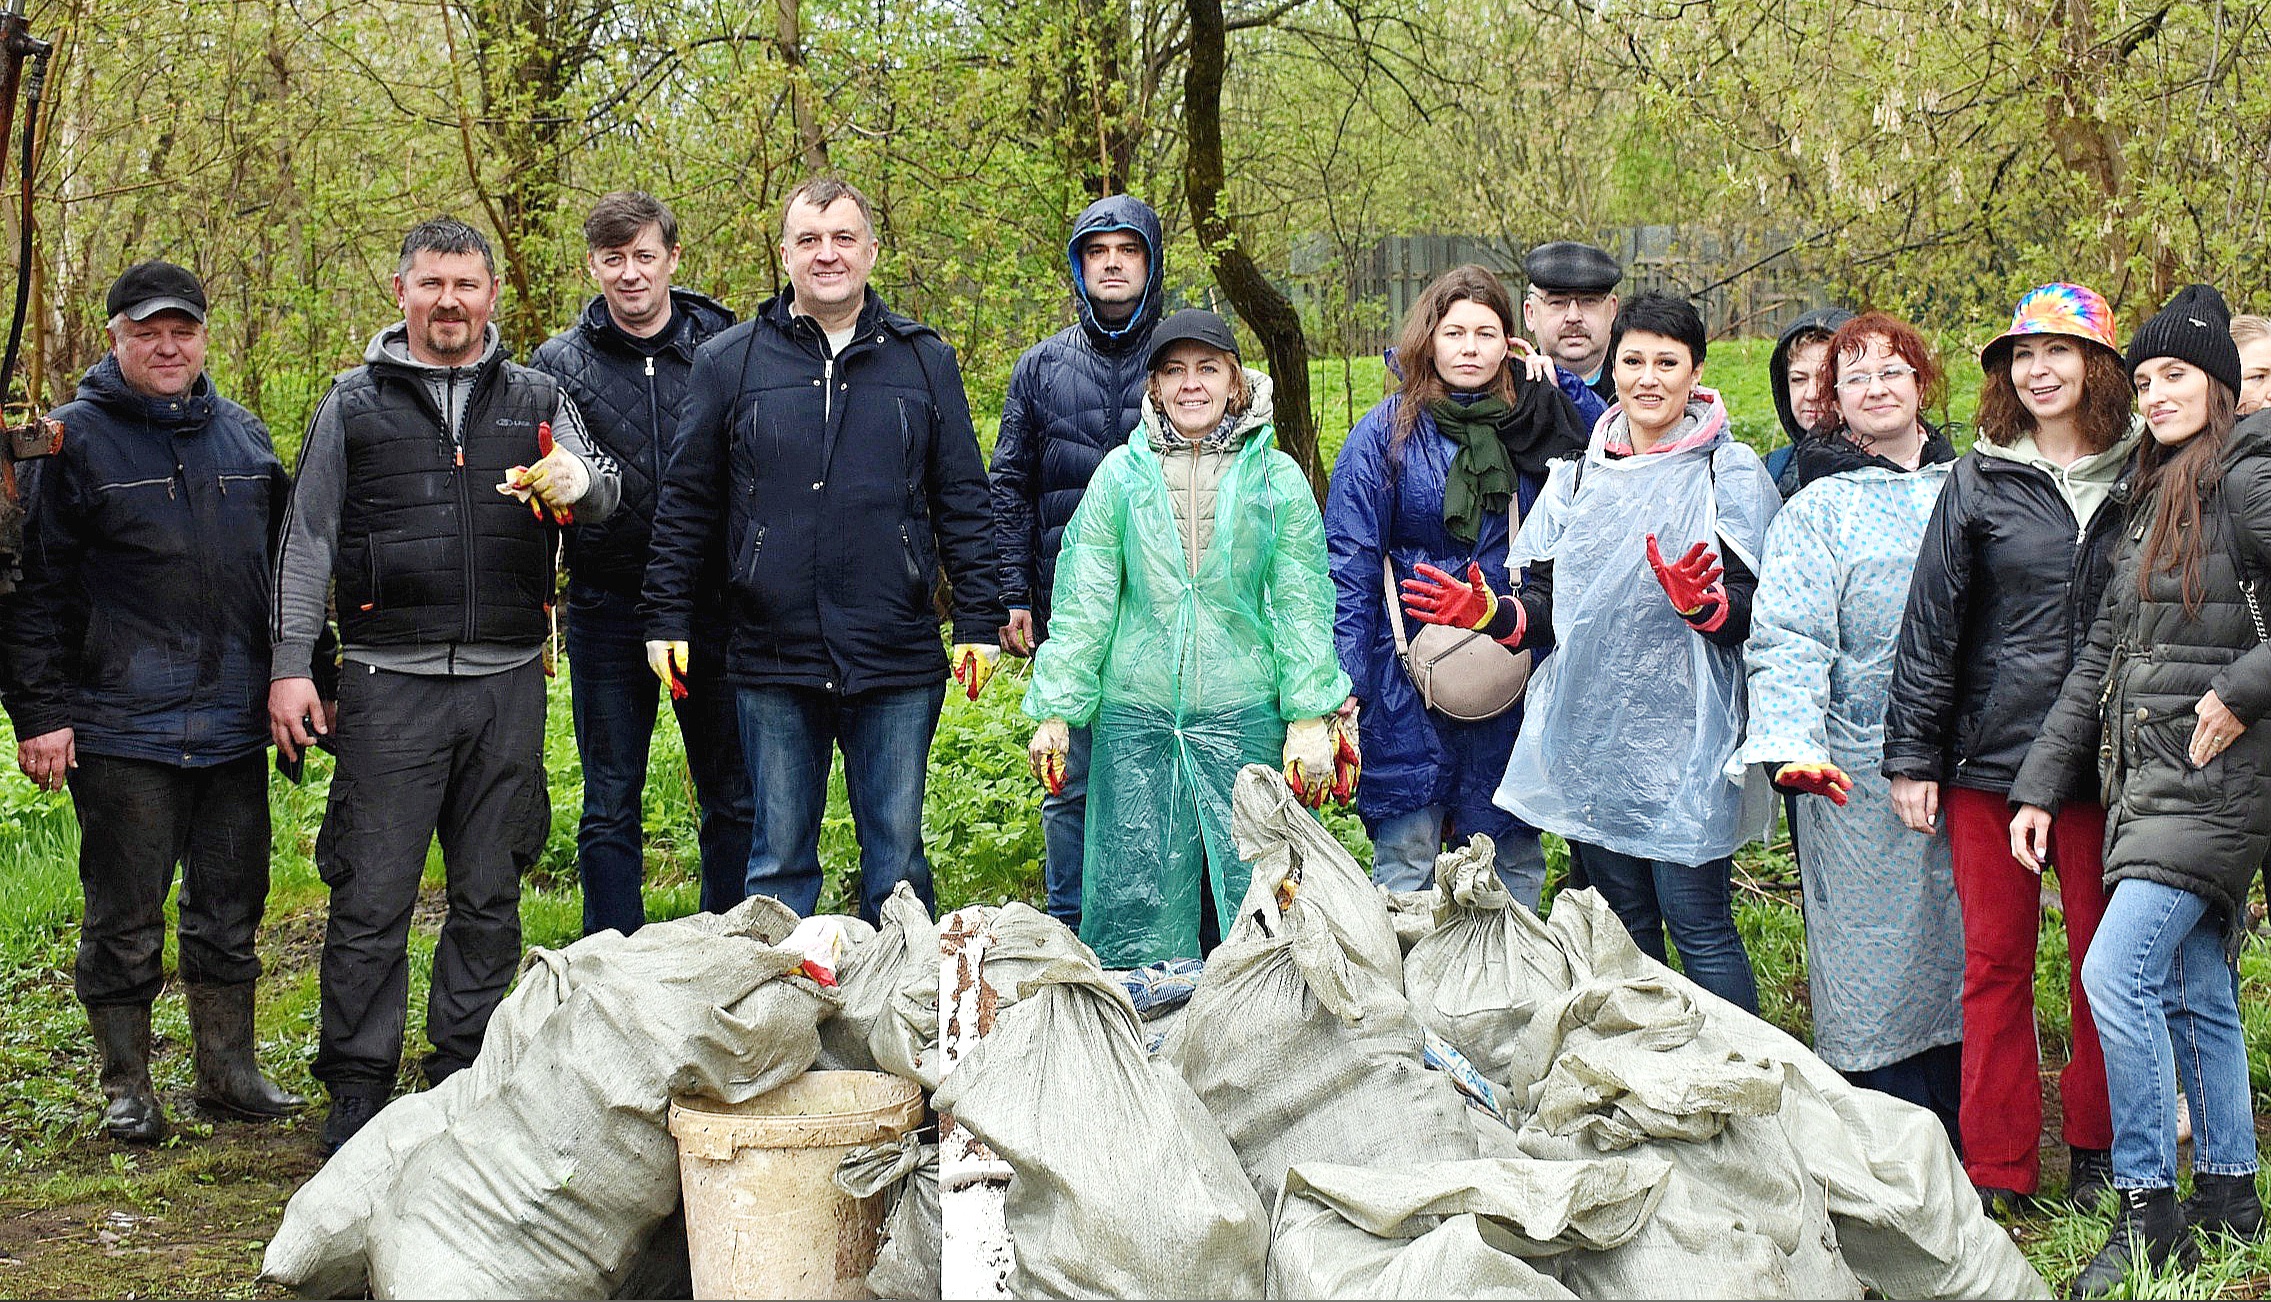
[1645,535,1726,626]
[1400,562,1500,631]
[1773,761,1854,806]
[1328,709,1361,805]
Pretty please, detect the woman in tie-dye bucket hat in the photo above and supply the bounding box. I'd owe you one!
[1881,282,2138,1218]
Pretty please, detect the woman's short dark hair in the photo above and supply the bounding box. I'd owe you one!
[1606,294,1708,367]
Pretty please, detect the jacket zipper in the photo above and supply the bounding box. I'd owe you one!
[823,356,834,425]
[645,354,661,492]
[448,365,480,646]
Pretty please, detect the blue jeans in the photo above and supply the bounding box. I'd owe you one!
[1039,726,1090,928]
[2081,878,2258,1188]
[1369,804,1547,910]
[564,585,760,937]
[1571,841,1760,1014]
[736,682,943,923]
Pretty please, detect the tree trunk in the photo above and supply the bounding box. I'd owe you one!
[1183,0,1320,496]
[776,0,830,174]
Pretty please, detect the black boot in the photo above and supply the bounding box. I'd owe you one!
[1978,1184,2029,1219]
[87,1004,166,1144]
[2069,1187,2198,1298]
[2183,1171,2265,1241]
[185,982,304,1120]
[321,1085,388,1156]
[2069,1146,2115,1211]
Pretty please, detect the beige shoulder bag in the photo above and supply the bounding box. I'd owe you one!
[1384,500,1533,721]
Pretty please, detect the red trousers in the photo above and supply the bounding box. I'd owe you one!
[1944,785,2113,1192]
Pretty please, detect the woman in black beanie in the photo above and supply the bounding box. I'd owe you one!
[2008,284,2265,1296]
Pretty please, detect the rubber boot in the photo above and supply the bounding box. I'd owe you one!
[87,1004,166,1144]
[2183,1171,2265,1241]
[2069,1146,2115,1211]
[2069,1187,2198,1298]
[185,982,304,1119]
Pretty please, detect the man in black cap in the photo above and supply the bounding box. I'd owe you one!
[1521,241,1624,404]
[2,261,312,1142]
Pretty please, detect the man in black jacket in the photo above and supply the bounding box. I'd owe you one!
[987,194,1164,928]
[2,262,308,1142]
[645,177,1003,924]
[268,218,619,1152]
[529,191,756,938]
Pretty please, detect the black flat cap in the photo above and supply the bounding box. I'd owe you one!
[1522,242,1622,295]
[106,260,207,323]
[1145,308,1241,370]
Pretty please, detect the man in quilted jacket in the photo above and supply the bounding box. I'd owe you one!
[987,195,1165,929]
[530,191,759,939]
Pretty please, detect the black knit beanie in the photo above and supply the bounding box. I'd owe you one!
[2125,283,2242,398]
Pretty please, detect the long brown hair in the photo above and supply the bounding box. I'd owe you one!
[1388,265,1521,461]
[2135,382,2241,616]
[1975,340,2133,452]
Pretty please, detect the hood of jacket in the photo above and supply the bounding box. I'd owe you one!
[1770,305,1856,443]
[1975,420,2139,474]
[75,352,219,430]
[574,287,736,359]
[367,320,505,374]
[1791,422,1958,488]
[1597,386,1731,459]
[1138,367,1276,452]
[1067,194,1165,352]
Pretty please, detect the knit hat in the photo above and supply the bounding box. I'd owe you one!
[1980,283,2120,370]
[2125,283,2242,398]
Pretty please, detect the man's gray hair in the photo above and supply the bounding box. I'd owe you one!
[779,177,876,241]
[397,217,496,277]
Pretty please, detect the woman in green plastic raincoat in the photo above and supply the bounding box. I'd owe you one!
[1024,310,1353,967]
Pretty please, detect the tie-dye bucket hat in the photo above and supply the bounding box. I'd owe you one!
[1980,282,2122,369]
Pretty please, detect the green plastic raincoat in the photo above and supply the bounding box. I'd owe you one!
[1025,374,1350,966]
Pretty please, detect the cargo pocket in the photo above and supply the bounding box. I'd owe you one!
[313,779,355,888]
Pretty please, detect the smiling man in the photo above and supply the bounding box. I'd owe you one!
[529,192,758,940]
[268,217,619,1153]
[1,262,309,1144]
[644,177,1002,926]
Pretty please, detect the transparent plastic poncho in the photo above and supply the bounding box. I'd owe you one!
[1025,413,1351,966]
[1492,428,1781,864]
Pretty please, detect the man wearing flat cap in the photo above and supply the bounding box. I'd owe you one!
[1,261,313,1143]
[1522,241,1623,405]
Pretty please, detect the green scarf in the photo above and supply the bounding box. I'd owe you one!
[1432,396,1517,542]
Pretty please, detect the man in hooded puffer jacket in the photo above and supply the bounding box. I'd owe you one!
[989,195,1165,929]
[529,191,758,938]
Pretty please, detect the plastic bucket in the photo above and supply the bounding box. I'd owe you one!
[669,1071,926,1300]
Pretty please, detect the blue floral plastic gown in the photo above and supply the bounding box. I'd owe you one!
[1736,461,1964,1072]
[1025,402,1350,966]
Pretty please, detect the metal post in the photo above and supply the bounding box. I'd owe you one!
[937,907,1014,1299]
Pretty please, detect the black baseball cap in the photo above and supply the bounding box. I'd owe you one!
[1145,308,1241,371]
[106,260,207,324]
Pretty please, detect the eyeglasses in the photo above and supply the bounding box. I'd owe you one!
[1530,292,1610,312]
[1836,363,1918,391]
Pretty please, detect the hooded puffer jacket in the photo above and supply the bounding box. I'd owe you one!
[529,288,736,598]
[1883,433,2135,796]
[989,195,1165,629]
[2010,413,2271,927]
[1762,306,1855,496]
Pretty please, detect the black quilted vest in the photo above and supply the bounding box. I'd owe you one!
[331,351,558,647]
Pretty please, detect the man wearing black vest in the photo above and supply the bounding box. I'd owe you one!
[529,191,758,938]
[268,218,619,1152]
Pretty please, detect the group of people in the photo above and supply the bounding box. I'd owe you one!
[6,172,2267,1296]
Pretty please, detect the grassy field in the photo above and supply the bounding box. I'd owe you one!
[3,349,2263,1299]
